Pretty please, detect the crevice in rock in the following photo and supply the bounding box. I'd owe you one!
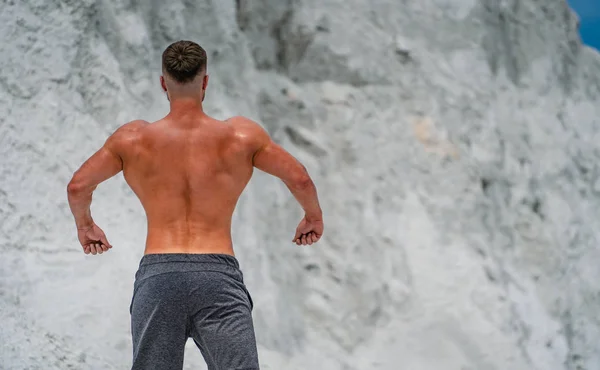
[283,125,327,157]
[562,310,585,370]
[480,0,524,85]
[530,198,542,218]
[235,0,249,32]
[271,7,294,73]
[304,263,320,272]
[519,196,545,221]
[481,177,492,194]
[556,4,581,96]
[394,48,412,64]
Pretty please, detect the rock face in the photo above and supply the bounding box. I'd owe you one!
[1,0,600,369]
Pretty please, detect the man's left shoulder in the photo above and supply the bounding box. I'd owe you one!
[225,116,266,136]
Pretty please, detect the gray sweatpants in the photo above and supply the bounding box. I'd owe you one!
[130,253,259,370]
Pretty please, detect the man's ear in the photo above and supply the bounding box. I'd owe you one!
[203,74,209,91]
[160,75,167,92]
[202,74,209,102]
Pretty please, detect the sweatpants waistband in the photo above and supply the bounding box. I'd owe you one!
[139,253,240,269]
[135,253,243,283]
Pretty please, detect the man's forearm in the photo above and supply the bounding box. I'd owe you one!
[67,183,95,229]
[285,177,322,220]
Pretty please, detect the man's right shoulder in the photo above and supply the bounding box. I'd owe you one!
[117,119,149,134]
[106,120,149,150]
[115,119,149,136]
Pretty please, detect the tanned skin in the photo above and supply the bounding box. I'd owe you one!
[67,71,323,256]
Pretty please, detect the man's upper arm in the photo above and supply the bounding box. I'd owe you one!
[231,116,309,185]
[68,120,145,192]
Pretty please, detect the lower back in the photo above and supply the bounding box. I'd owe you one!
[144,226,235,255]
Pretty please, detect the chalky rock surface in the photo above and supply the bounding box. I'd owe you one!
[1,0,600,369]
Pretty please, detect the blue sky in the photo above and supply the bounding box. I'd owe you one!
[568,0,600,50]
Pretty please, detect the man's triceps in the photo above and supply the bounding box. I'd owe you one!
[253,140,309,185]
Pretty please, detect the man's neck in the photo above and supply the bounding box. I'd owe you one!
[169,97,205,116]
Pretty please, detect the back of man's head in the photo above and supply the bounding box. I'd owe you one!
[162,40,207,84]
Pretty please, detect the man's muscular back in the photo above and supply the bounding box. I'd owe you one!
[110,115,259,254]
[107,113,322,255]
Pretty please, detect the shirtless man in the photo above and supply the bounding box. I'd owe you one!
[66,40,323,370]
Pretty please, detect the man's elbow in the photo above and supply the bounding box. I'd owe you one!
[288,171,313,190]
[67,175,90,196]
[67,179,83,196]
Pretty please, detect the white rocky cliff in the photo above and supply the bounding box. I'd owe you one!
[1,0,600,369]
